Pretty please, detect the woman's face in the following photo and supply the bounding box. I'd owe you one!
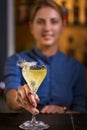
[30,7,64,48]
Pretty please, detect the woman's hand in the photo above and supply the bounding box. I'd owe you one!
[41,105,67,114]
[17,84,40,115]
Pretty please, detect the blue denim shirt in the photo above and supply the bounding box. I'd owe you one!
[4,47,87,112]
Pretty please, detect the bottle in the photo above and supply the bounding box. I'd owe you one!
[62,1,69,25]
[85,1,87,25]
[73,0,80,25]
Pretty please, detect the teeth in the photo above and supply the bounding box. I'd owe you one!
[43,35,52,39]
[43,34,52,36]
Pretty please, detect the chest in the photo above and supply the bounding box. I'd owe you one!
[45,62,76,103]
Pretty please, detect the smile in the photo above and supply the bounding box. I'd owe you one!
[42,34,53,39]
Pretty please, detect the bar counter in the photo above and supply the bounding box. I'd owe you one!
[0,113,87,130]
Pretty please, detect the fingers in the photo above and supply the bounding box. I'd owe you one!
[26,105,39,115]
[41,105,67,114]
[16,84,39,115]
[23,84,39,107]
[34,94,40,103]
[17,84,36,107]
[23,84,36,107]
[17,85,31,107]
[29,94,37,107]
[17,96,39,115]
[17,86,26,99]
[23,84,32,95]
[41,106,49,114]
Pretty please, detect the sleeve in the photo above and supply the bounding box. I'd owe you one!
[3,55,23,94]
[71,62,87,113]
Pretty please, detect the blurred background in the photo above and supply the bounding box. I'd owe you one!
[0,0,87,93]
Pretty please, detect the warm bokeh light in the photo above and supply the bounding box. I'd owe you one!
[53,0,86,24]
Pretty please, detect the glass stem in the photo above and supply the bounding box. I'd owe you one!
[31,115,37,124]
[71,114,75,130]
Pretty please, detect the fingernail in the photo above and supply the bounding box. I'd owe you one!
[34,110,39,115]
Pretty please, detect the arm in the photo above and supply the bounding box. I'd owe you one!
[6,89,21,110]
[71,63,87,113]
[5,84,40,114]
[4,55,39,114]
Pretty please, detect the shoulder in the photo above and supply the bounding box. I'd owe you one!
[5,50,31,63]
[59,51,85,71]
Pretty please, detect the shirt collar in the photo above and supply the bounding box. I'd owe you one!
[33,46,60,64]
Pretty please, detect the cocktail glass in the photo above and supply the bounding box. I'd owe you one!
[17,60,49,130]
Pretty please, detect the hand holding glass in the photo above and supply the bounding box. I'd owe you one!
[17,60,49,130]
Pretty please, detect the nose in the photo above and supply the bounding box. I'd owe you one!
[43,22,51,31]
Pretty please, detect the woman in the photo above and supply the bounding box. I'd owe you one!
[4,0,86,114]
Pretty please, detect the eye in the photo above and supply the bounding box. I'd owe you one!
[36,19,44,24]
[51,19,59,24]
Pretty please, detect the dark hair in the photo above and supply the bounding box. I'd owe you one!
[29,0,64,22]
